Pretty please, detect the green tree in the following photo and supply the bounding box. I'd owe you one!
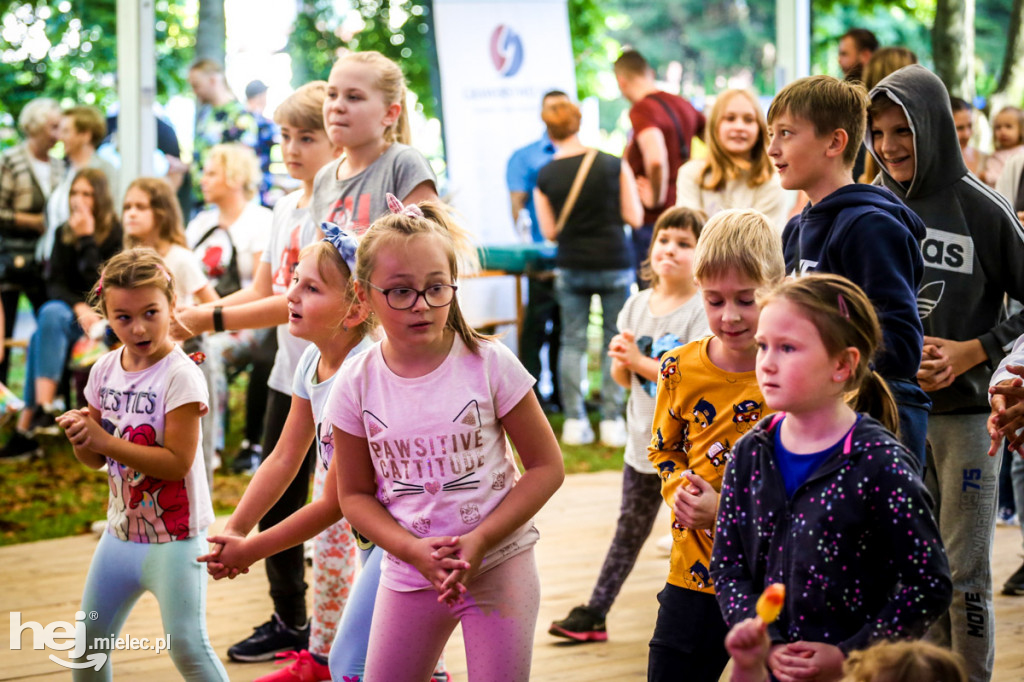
[0,0,195,138]
[195,0,225,64]
[607,0,778,95]
[285,0,439,119]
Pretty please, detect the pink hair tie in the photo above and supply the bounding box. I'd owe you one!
[95,275,104,296]
[155,263,172,283]
[386,193,424,218]
[837,293,850,319]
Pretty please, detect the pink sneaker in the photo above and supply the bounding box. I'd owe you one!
[254,650,331,682]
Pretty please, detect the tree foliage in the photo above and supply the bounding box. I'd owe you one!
[286,0,438,119]
[0,0,195,133]
[607,0,777,95]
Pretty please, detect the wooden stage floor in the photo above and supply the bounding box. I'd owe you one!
[2,470,1024,680]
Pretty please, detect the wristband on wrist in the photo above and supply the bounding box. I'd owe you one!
[212,306,225,333]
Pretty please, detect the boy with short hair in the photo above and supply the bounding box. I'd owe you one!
[647,208,784,682]
[868,63,1024,682]
[767,74,929,465]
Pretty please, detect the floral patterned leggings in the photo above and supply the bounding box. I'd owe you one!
[309,458,357,655]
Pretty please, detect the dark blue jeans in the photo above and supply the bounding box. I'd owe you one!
[888,377,931,472]
[24,299,81,407]
[555,267,633,421]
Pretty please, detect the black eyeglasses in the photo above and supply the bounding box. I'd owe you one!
[364,282,458,310]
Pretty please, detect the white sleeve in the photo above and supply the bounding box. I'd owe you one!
[992,334,1024,390]
[996,155,1024,205]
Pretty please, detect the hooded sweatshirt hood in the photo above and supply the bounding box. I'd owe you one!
[867,64,967,199]
[868,64,1024,413]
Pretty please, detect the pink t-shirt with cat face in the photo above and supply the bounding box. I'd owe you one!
[325,335,537,591]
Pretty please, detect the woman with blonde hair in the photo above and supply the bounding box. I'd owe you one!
[675,89,785,229]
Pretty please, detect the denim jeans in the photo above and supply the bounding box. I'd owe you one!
[555,267,632,421]
[24,299,81,407]
[888,377,931,472]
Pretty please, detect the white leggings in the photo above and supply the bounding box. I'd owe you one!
[73,531,227,681]
[364,548,539,682]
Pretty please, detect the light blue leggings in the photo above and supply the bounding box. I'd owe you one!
[328,545,382,680]
[73,531,228,681]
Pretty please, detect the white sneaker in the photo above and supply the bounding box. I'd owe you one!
[599,418,628,448]
[655,533,673,556]
[561,418,595,445]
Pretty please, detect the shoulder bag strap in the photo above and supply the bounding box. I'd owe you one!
[648,93,689,160]
[554,147,599,237]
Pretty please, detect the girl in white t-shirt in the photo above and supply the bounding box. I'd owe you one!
[121,177,216,306]
[57,248,227,680]
[327,196,564,681]
[675,89,786,230]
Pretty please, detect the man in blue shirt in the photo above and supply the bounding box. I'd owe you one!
[506,90,568,411]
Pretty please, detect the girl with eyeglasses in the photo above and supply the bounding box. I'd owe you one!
[323,195,564,681]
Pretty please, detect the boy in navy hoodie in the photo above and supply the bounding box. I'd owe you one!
[767,75,929,465]
[869,63,1024,682]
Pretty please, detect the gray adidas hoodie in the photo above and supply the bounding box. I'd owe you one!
[867,64,1024,414]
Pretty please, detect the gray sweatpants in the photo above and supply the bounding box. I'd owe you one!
[924,413,999,682]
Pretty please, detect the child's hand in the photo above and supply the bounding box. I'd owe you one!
[768,641,845,682]
[435,532,487,605]
[199,533,253,580]
[170,305,202,341]
[196,538,233,580]
[989,367,1024,455]
[57,408,98,449]
[408,536,470,599]
[724,618,770,682]
[671,471,719,530]
[918,344,954,392]
[608,330,641,369]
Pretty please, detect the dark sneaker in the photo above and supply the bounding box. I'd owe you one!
[28,407,59,437]
[1002,561,1024,596]
[549,605,607,642]
[231,442,262,475]
[0,432,42,462]
[228,613,310,662]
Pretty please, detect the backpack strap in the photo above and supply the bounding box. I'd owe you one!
[648,93,690,161]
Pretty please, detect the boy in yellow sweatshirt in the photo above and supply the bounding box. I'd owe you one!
[647,208,785,682]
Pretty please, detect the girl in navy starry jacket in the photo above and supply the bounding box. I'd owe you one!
[710,274,952,682]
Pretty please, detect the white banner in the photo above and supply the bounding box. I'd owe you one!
[433,0,576,335]
[434,0,576,244]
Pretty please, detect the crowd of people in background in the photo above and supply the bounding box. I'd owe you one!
[1,24,1024,682]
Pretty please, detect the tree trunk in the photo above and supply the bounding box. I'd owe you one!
[991,0,1024,112]
[195,0,226,65]
[932,0,975,99]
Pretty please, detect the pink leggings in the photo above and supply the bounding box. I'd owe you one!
[365,548,539,682]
